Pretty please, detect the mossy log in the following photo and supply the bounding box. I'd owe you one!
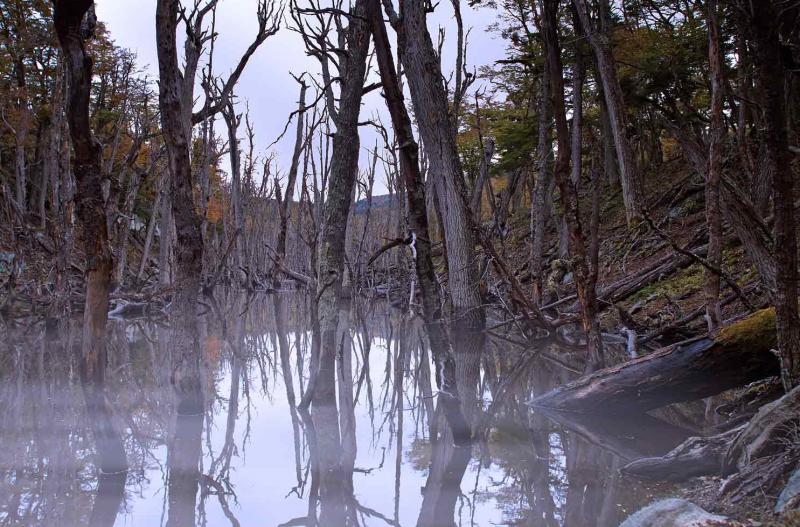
[531,309,780,415]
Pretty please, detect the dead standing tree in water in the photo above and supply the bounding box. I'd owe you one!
[154,0,279,296]
[291,0,371,524]
[394,0,486,421]
[367,0,471,445]
[52,0,127,474]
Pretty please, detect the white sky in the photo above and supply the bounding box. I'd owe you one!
[95,0,506,195]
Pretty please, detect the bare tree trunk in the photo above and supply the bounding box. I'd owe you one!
[53,0,127,474]
[12,58,30,215]
[749,0,800,389]
[369,0,471,444]
[397,0,485,333]
[275,78,307,270]
[155,0,204,311]
[396,0,486,424]
[308,0,370,414]
[704,0,724,332]
[573,0,644,224]
[222,100,245,281]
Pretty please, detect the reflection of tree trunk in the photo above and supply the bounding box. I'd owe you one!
[88,472,126,527]
[274,294,303,487]
[525,365,558,526]
[216,346,241,478]
[166,320,204,527]
[336,304,357,482]
[311,403,348,525]
[563,436,609,527]
[296,407,320,525]
[166,391,204,527]
[416,441,471,527]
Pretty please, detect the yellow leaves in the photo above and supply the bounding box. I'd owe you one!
[206,192,225,225]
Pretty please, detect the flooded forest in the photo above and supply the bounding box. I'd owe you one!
[1,0,800,525]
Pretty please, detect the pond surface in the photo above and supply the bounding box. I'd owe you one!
[0,293,687,526]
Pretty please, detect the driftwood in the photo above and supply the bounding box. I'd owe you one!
[531,309,780,415]
[621,425,745,482]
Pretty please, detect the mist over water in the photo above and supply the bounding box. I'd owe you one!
[0,293,678,526]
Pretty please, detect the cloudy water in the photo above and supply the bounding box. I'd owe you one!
[0,294,686,526]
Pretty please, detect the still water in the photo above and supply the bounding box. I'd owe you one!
[0,293,687,526]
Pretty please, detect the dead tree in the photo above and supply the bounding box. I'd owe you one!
[393,0,486,416]
[52,0,127,474]
[291,0,370,414]
[155,0,206,314]
[368,0,471,445]
[274,76,308,276]
[221,97,245,282]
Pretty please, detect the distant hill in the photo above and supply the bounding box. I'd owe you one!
[353,194,402,215]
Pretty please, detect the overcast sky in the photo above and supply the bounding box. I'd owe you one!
[95,0,506,195]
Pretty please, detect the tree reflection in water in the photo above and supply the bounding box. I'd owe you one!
[0,294,683,526]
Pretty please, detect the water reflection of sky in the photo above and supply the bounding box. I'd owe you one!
[0,298,677,526]
[98,326,508,526]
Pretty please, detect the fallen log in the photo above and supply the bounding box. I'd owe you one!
[530,308,780,415]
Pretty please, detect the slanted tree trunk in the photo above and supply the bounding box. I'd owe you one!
[749,0,800,389]
[396,0,486,424]
[369,0,471,445]
[704,0,724,332]
[275,78,307,272]
[53,0,127,474]
[573,0,644,224]
[532,309,781,415]
[138,169,164,281]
